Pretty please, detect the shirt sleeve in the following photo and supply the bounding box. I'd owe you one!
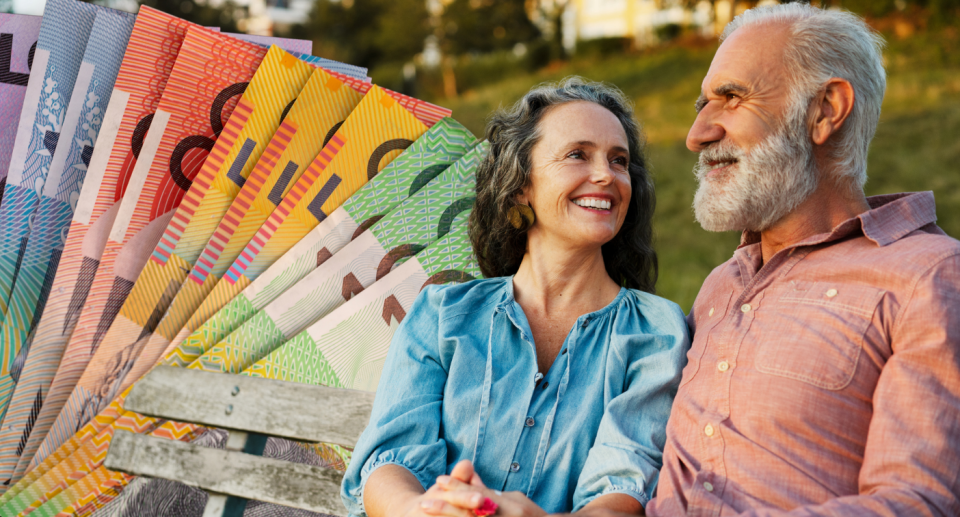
[340,285,450,517]
[739,253,960,517]
[572,299,691,511]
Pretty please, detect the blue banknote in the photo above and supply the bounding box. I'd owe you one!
[0,9,137,416]
[0,0,102,326]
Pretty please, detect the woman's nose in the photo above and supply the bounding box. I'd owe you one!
[591,158,616,183]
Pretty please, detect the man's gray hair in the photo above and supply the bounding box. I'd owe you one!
[722,3,886,188]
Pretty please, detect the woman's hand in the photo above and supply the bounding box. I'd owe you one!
[431,460,549,517]
[364,464,484,517]
[407,483,491,516]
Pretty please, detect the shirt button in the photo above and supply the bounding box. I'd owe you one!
[703,481,714,492]
[704,424,715,437]
[740,303,752,313]
[826,288,838,298]
[717,361,730,372]
[542,381,549,389]
[510,462,520,472]
[708,307,715,317]
[525,417,535,427]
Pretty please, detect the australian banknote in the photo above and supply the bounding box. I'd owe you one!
[0,14,42,202]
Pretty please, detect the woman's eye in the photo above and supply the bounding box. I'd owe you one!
[567,150,585,159]
[612,157,628,166]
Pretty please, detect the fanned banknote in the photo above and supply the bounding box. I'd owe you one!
[38,215,481,517]
[0,86,441,516]
[0,16,368,490]
[68,215,480,515]
[31,25,271,474]
[0,0,100,347]
[0,86,443,515]
[166,117,475,366]
[156,88,448,371]
[252,212,481,392]
[27,119,473,516]
[196,143,483,375]
[0,9,137,426]
[135,80,457,382]
[0,14,42,200]
[0,8,201,490]
[112,67,372,394]
[80,45,318,434]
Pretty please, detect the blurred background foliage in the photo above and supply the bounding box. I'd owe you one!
[31,0,960,309]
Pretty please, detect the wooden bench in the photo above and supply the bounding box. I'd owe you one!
[104,366,375,517]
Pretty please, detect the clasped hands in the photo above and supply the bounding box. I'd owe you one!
[409,459,547,517]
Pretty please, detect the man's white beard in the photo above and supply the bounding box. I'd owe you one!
[692,117,819,233]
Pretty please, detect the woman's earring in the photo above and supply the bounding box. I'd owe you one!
[508,203,535,230]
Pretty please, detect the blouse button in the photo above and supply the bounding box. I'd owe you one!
[704,424,715,437]
[740,303,752,313]
[717,361,730,372]
[525,417,535,427]
[826,288,838,298]
[703,482,714,492]
[708,307,715,317]
[510,462,520,472]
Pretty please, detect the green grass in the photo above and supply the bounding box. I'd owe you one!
[426,38,960,311]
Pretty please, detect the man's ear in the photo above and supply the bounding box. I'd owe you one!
[811,78,855,146]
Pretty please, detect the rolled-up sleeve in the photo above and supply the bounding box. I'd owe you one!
[573,301,690,511]
[341,286,450,516]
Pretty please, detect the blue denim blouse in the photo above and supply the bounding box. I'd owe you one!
[341,277,689,515]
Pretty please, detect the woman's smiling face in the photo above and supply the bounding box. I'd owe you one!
[520,100,633,251]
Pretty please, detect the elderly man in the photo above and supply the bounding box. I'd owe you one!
[645,3,960,516]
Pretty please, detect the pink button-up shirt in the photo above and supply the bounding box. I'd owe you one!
[647,192,960,516]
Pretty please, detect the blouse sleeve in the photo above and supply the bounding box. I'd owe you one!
[572,298,690,510]
[341,285,450,517]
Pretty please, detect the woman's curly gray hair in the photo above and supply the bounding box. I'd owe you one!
[469,76,658,293]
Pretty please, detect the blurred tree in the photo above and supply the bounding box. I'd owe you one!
[526,0,569,60]
[440,0,540,55]
[126,0,242,31]
[299,0,431,67]
[436,0,539,96]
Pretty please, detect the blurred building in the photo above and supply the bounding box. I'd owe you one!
[208,0,311,35]
[566,0,778,49]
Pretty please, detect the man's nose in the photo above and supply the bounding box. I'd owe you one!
[687,110,725,152]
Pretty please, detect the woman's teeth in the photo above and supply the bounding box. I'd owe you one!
[574,198,612,210]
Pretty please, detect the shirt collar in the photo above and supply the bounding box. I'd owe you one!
[738,191,938,250]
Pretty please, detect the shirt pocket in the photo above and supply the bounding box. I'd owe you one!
[755,282,885,390]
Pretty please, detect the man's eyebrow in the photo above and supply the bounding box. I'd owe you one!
[713,82,749,97]
[695,82,750,113]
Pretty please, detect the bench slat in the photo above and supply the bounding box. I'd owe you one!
[124,366,374,446]
[106,430,348,516]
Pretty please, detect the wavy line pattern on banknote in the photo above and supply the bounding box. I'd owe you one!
[0,0,100,320]
[0,8,199,487]
[0,10,137,432]
[29,25,267,472]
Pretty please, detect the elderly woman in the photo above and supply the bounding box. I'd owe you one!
[341,77,689,517]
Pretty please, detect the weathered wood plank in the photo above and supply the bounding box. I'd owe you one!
[124,366,374,446]
[105,430,348,516]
